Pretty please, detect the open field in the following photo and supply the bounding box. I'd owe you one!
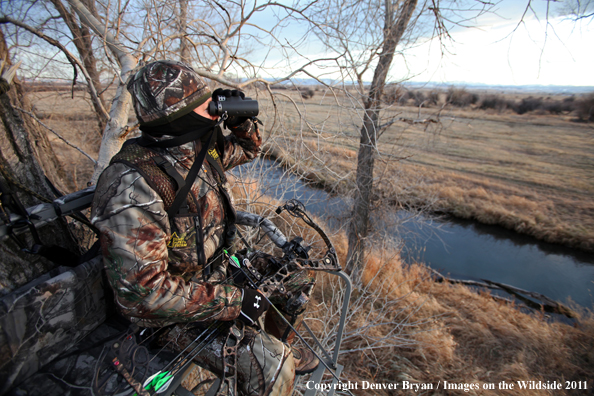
[256,88,594,251]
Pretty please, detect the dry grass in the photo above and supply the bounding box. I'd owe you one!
[26,89,103,190]
[226,180,594,396]
[317,235,594,396]
[258,90,594,251]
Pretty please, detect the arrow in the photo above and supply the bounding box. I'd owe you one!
[137,371,174,394]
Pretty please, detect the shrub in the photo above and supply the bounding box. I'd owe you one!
[543,99,575,115]
[426,90,441,106]
[446,87,478,108]
[479,95,516,112]
[516,96,544,114]
[576,93,594,122]
[384,84,406,105]
[384,88,443,107]
[408,90,427,106]
[300,87,315,99]
[543,101,565,115]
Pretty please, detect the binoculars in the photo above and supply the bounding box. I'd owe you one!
[208,94,259,117]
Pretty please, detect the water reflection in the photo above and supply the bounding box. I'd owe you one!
[406,217,594,308]
[446,217,594,266]
[234,158,594,309]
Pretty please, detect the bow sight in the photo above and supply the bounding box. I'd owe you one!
[230,199,341,299]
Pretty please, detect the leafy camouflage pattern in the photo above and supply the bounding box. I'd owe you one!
[0,257,106,394]
[165,324,295,396]
[248,252,316,307]
[127,61,211,126]
[91,120,262,328]
[247,252,316,343]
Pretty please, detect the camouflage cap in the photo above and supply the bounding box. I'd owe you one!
[127,60,211,127]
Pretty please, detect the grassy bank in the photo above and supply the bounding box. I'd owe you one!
[328,250,594,396]
[256,90,594,252]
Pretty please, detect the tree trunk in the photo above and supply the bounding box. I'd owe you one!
[50,0,108,134]
[67,0,138,184]
[346,0,418,280]
[0,30,82,297]
[179,0,190,63]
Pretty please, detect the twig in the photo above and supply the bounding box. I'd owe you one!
[0,16,109,122]
[429,268,577,318]
[15,106,98,165]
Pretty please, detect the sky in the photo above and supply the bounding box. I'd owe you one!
[393,2,594,86]
[9,0,592,88]
[248,0,594,88]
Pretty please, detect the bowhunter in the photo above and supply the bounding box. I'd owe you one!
[91,60,318,396]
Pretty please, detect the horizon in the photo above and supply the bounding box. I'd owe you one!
[21,77,594,95]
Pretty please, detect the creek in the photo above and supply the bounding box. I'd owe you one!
[234,158,594,310]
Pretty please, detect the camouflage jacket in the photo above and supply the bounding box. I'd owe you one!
[91,120,261,327]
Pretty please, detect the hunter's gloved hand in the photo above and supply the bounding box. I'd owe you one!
[239,289,270,325]
[229,265,247,286]
[211,88,249,128]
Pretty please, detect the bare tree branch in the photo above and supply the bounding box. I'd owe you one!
[67,0,138,184]
[0,15,109,122]
[15,106,98,165]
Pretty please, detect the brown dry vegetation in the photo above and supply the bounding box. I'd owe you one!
[226,188,594,396]
[258,88,594,252]
[335,252,594,396]
[25,88,104,189]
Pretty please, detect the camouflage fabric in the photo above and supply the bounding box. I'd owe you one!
[91,119,262,328]
[246,252,316,306]
[248,252,317,343]
[159,254,316,396]
[127,61,211,127]
[165,324,295,396]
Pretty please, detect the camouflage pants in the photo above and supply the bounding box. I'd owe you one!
[166,323,295,396]
[166,262,316,396]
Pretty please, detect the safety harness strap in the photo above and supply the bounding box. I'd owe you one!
[166,131,215,219]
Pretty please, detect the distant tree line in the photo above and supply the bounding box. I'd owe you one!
[268,83,594,122]
[383,85,594,122]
